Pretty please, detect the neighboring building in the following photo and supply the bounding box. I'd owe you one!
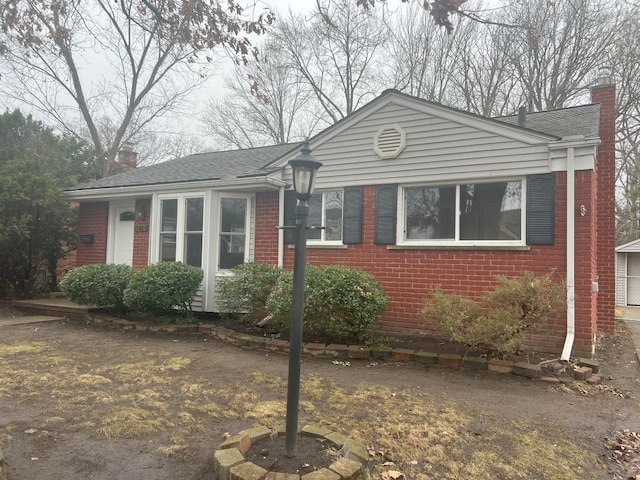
[64,78,616,357]
[616,239,640,307]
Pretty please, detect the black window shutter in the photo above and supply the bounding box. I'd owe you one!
[375,184,398,245]
[343,186,363,244]
[283,190,296,244]
[526,174,555,245]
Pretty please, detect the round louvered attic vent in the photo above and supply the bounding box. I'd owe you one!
[373,124,406,159]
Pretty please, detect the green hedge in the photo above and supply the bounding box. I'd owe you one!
[267,265,387,343]
[59,263,132,313]
[123,262,203,317]
[216,262,281,323]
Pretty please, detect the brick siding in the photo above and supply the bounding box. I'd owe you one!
[277,173,599,356]
[133,199,151,269]
[591,84,617,333]
[76,202,109,266]
[254,192,280,265]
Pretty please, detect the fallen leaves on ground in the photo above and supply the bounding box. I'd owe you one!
[605,430,640,479]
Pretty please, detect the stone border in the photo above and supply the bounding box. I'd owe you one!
[213,425,367,480]
[85,316,601,383]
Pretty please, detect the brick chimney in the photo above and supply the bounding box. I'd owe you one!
[591,67,616,333]
[117,142,138,172]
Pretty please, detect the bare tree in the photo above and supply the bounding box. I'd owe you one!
[613,9,640,243]
[200,43,318,150]
[357,0,469,33]
[0,0,273,176]
[381,0,525,116]
[382,2,461,102]
[498,0,616,111]
[452,19,524,117]
[272,0,388,125]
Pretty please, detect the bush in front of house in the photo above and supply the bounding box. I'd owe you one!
[420,271,565,358]
[59,263,133,313]
[123,262,203,318]
[266,265,388,343]
[215,262,281,324]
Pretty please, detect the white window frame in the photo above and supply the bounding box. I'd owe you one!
[153,192,206,266]
[307,189,344,246]
[398,178,527,247]
[216,193,252,272]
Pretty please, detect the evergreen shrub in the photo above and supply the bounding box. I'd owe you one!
[267,265,387,343]
[123,262,203,318]
[216,262,281,323]
[59,263,132,313]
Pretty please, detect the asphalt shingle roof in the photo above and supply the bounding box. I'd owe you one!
[494,103,601,138]
[70,143,301,191]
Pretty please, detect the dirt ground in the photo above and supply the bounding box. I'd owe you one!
[1,306,639,480]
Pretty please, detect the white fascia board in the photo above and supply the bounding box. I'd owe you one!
[616,238,640,252]
[64,176,287,201]
[549,136,599,172]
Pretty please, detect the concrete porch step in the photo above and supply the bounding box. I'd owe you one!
[0,315,67,327]
[12,298,93,321]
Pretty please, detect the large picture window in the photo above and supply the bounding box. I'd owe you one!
[308,190,343,242]
[158,195,204,266]
[403,180,523,244]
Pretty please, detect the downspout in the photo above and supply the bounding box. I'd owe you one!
[561,147,576,361]
[278,186,285,268]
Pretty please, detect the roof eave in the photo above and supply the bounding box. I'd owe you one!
[64,175,287,201]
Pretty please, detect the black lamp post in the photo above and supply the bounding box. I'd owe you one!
[285,141,322,458]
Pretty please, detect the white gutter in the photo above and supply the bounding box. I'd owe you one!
[278,185,285,268]
[561,146,576,361]
[64,176,287,201]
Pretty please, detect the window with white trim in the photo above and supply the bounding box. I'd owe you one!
[158,195,204,266]
[402,180,524,244]
[308,190,343,242]
[218,196,249,270]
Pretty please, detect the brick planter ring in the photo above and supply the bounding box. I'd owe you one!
[213,425,368,480]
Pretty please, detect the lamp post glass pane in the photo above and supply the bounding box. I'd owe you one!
[294,167,312,195]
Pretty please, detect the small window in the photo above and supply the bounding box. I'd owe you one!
[157,196,204,266]
[160,199,177,262]
[308,190,343,242]
[219,197,247,269]
[119,211,135,221]
[460,182,521,241]
[185,198,204,267]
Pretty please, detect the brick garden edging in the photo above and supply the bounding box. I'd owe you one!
[87,316,602,383]
[213,425,368,480]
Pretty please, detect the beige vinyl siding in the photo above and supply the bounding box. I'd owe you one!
[248,196,256,261]
[285,103,553,189]
[191,287,204,311]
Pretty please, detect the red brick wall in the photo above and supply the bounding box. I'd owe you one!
[276,176,598,356]
[133,199,151,269]
[254,191,280,265]
[76,202,109,266]
[591,83,617,333]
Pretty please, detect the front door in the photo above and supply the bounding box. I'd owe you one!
[113,206,135,265]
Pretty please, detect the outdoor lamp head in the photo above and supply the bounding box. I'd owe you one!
[288,141,322,202]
